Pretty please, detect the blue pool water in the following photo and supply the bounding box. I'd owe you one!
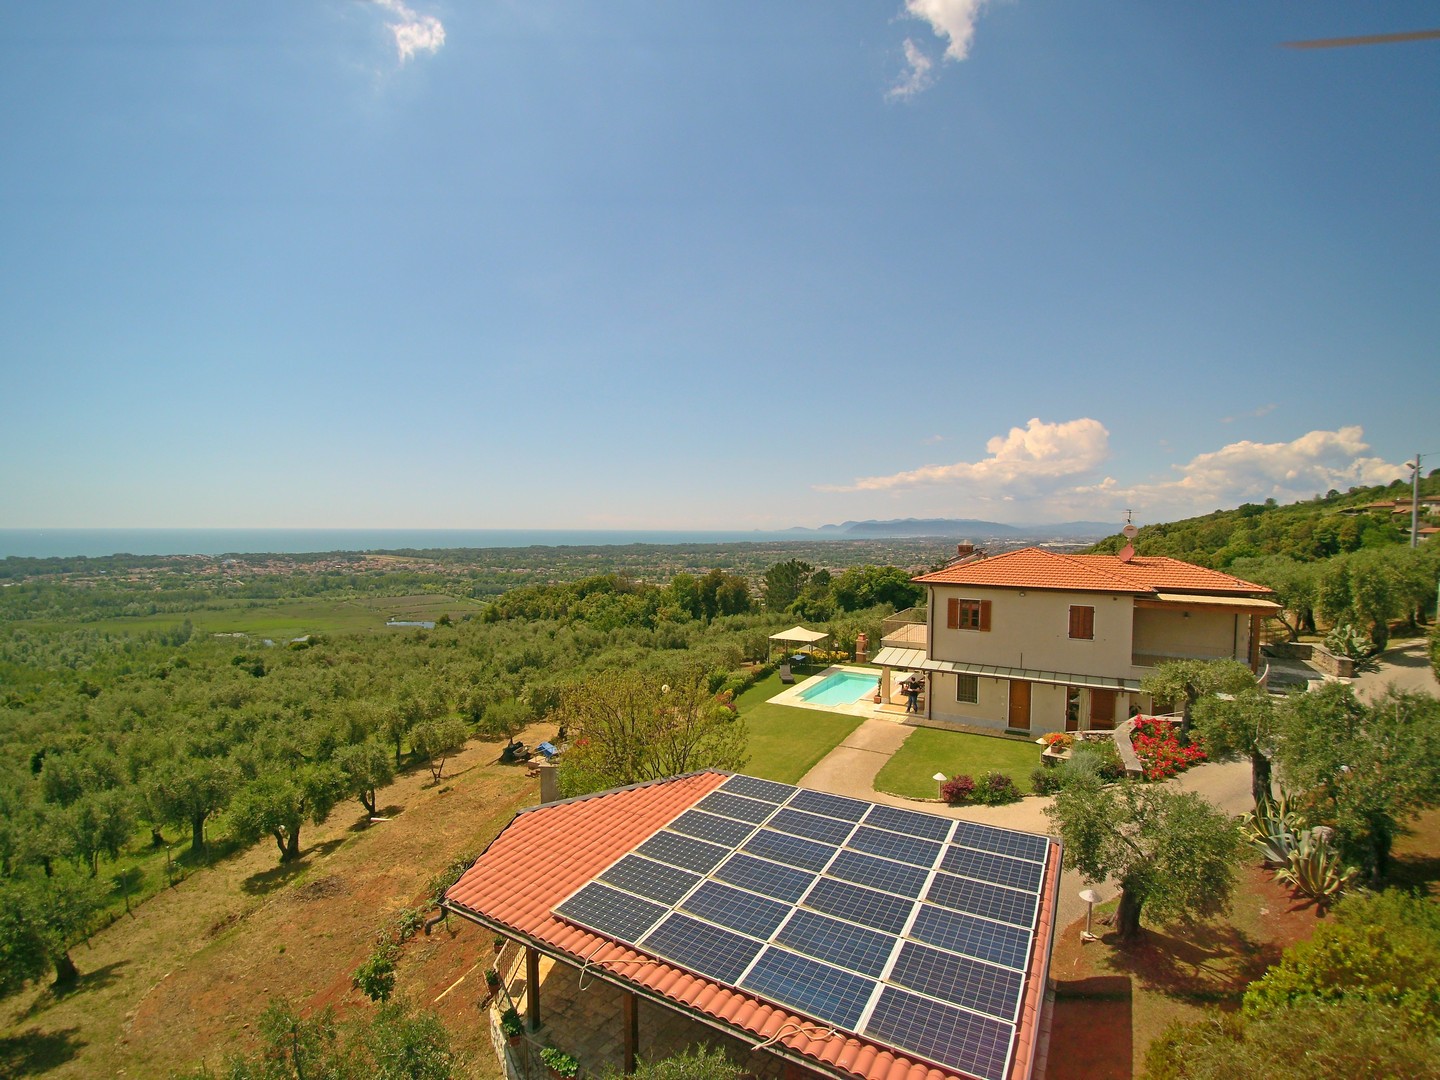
[798,670,879,706]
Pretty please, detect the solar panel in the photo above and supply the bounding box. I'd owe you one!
[775,909,896,978]
[641,913,763,986]
[598,854,700,906]
[926,871,1038,929]
[712,853,816,904]
[742,829,836,873]
[951,820,1050,863]
[828,849,930,899]
[552,777,1055,1080]
[941,845,1045,893]
[696,790,777,824]
[786,787,869,821]
[866,986,1013,1080]
[637,831,731,875]
[741,947,874,1031]
[863,803,954,843]
[769,807,858,847]
[555,881,668,942]
[909,903,1032,971]
[720,775,797,804]
[848,825,942,869]
[888,941,1024,1022]
[666,809,757,848]
[681,880,791,939]
[803,876,914,935]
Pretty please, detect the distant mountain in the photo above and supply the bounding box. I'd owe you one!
[786,518,1120,540]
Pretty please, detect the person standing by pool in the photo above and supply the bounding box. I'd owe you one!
[902,673,922,713]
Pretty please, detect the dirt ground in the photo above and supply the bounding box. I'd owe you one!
[1045,806,1440,1079]
[2,728,558,1079]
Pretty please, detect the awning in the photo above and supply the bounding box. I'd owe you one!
[767,626,831,645]
[1141,593,1282,612]
[871,646,1142,692]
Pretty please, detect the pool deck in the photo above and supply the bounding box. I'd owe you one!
[769,664,912,717]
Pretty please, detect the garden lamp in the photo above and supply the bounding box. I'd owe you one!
[1079,888,1101,942]
[933,772,947,798]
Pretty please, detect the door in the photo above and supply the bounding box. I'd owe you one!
[1008,680,1031,731]
[1089,689,1116,730]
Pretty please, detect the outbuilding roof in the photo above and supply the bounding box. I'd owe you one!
[444,772,1060,1080]
[914,547,1272,598]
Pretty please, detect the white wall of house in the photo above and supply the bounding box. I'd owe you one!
[1131,606,1251,667]
[928,585,1136,677]
[925,670,1141,735]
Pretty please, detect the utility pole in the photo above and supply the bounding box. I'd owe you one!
[1409,453,1422,549]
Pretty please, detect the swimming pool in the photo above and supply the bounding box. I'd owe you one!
[797,669,879,706]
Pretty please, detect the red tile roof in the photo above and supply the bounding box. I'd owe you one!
[914,547,1272,597]
[444,772,1059,1080]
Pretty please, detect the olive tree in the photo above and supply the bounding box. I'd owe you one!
[1190,689,1277,806]
[229,765,343,863]
[1045,775,1244,943]
[1140,658,1257,741]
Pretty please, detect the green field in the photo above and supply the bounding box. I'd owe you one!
[736,672,867,784]
[873,726,1040,798]
[41,593,486,638]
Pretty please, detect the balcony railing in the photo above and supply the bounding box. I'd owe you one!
[881,607,928,650]
[1131,643,1243,667]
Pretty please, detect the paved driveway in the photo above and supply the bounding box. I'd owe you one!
[1351,637,1440,701]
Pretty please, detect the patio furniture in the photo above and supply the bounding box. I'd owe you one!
[779,664,794,684]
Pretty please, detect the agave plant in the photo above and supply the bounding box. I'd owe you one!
[1274,827,1359,908]
[1240,790,1303,866]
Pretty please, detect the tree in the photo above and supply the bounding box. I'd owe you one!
[473,698,531,753]
[146,757,239,852]
[1045,775,1244,943]
[1273,683,1440,881]
[554,671,748,797]
[0,870,106,994]
[599,1045,749,1080]
[65,788,135,876]
[762,559,813,613]
[334,740,396,816]
[229,765,343,863]
[1190,689,1277,806]
[1140,658,1257,742]
[1229,555,1319,640]
[411,717,468,783]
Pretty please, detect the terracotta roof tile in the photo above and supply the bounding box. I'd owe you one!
[914,547,1272,597]
[445,773,1059,1080]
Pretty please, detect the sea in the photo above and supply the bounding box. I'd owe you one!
[0,528,827,560]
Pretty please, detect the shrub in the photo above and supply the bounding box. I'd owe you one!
[973,771,1021,806]
[540,1046,580,1077]
[599,1045,748,1080]
[1325,623,1376,660]
[940,775,976,805]
[1031,766,1063,795]
[1040,732,1074,750]
[353,942,399,1003]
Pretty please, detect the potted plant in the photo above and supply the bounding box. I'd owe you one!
[484,967,501,991]
[499,1007,523,1047]
[493,934,506,955]
[539,1046,580,1078]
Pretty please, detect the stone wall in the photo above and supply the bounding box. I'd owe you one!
[1262,642,1355,678]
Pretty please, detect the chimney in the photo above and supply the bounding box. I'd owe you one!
[955,543,974,558]
[538,762,560,804]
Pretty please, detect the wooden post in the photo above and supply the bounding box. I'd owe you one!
[622,988,639,1074]
[526,946,541,1031]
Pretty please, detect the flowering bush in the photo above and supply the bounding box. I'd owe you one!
[1130,717,1207,780]
[1040,732,1074,750]
[941,775,976,804]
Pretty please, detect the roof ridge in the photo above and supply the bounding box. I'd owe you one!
[1035,547,1153,592]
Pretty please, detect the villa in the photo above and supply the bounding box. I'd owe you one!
[872,545,1279,736]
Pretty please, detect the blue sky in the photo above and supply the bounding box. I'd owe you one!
[2,2,1436,531]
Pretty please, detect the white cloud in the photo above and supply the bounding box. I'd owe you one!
[1221,402,1277,424]
[902,0,991,62]
[1074,427,1406,519]
[374,0,445,63]
[922,433,946,445]
[818,417,1110,493]
[886,38,935,101]
[887,1,996,100]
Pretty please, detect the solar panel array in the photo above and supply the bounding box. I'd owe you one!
[554,775,1054,1080]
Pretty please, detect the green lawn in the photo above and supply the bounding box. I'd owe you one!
[736,672,867,784]
[873,727,1041,799]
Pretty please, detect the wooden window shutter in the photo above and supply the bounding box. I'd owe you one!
[979,600,992,631]
[947,597,960,630]
[1069,605,1094,639]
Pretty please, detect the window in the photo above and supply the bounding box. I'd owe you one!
[1068,605,1095,640]
[946,597,991,631]
[956,673,979,704]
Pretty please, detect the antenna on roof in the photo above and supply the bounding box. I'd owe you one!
[1119,514,1138,562]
